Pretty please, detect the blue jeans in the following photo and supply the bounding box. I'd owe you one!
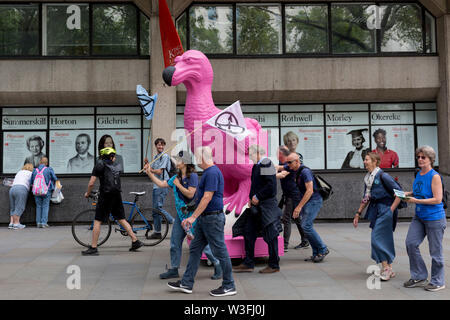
[170,215,219,268]
[406,215,446,286]
[152,188,174,232]
[35,192,52,224]
[300,198,327,256]
[181,212,235,290]
[9,185,29,216]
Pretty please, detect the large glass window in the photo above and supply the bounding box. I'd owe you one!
[175,102,439,171]
[236,4,282,55]
[285,5,328,54]
[2,106,145,175]
[43,4,89,56]
[92,4,138,55]
[189,5,233,54]
[380,4,422,52]
[425,11,437,53]
[176,12,187,51]
[140,12,150,55]
[0,4,39,56]
[331,3,377,54]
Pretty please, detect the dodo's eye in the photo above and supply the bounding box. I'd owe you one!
[184,57,192,63]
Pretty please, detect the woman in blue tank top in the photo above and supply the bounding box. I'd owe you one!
[403,146,446,292]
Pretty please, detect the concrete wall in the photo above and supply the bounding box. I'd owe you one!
[2,171,447,225]
[176,56,440,104]
[0,59,149,106]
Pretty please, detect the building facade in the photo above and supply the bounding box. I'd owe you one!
[0,0,449,223]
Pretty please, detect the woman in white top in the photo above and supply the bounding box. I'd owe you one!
[8,164,34,229]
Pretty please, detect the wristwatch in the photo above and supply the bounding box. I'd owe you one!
[355,212,361,217]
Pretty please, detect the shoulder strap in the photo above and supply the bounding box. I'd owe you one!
[379,171,395,198]
[295,166,307,186]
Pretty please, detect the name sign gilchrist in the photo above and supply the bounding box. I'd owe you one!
[2,116,47,130]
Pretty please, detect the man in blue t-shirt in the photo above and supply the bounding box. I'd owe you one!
[167,146,236,297]
[276,146,309,252]
[286,152,329,263]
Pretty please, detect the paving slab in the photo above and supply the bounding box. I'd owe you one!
[1,222,450,300]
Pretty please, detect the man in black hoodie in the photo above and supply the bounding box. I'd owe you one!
[233,144,282,274]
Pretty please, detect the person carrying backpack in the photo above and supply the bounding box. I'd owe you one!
[82,147,143,256]
[146,138,175,240]
[30,157,60,228]
[286,152,330,263]
[353,152,402,281]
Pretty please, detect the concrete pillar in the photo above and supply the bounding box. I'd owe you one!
[149,0,177,157]
[437,14,450,174]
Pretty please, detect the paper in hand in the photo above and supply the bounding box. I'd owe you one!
[394,189,410,199]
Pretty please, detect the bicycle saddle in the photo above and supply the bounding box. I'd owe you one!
[130,191,146,196]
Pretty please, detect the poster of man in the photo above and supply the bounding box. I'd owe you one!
[341,129,371,169]
[49,130,94,174]
[371,128,399,168]
[67,133,95,173]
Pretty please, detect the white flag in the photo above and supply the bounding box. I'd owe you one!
[205,101,251,141]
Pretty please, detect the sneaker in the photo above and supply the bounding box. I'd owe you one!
[8,223,14,229]
[82,246,99,256]
[294,240,310,249]
[284,247,289,253]
[313,248,330,263]
[159,268,179,279]
[13,224,26,230]
[167,280,192,294]
[42,224,50,228]
[209,286,237,297]
[37,223,43,228]
[211,263,223,280]
[304,255,316,262]
[403,279,428,288]
[259,266,280,274]
[148,232,162,240]
[424,284,446,292]
[129,240,144,251]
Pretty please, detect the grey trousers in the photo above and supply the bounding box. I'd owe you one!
[281,197,306,248]
[405,215,446,286]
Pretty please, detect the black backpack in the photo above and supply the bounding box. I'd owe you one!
[102,161,122,193]
[296,166,333,201]
[379,172,407,209]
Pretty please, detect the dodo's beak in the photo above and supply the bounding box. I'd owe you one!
[162,66,175,86]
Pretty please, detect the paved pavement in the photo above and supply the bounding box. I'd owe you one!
[1,221,450,300]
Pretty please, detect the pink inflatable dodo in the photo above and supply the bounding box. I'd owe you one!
[163,50,268,216]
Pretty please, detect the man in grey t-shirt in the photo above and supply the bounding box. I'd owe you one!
[146,138,175,239]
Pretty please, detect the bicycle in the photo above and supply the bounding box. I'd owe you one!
[71,190,170,247]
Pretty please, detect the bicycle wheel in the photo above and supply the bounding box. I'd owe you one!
[72,209,112,248]
[130,207,169,246]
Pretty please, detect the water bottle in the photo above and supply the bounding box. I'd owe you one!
[183,222,194,240]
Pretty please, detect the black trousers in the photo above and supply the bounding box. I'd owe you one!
[243,209,280,269]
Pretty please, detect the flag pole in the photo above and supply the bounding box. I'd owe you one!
[139,123,205,173]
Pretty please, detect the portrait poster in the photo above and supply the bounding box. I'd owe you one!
[96,130,141,173]
[371,126,415,168]
[326,127,370,169]
[281,127,324,169]
[49,130,95,174]
[3,131,47,173]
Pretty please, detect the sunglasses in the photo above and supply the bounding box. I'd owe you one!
[286,160,297,164]
[416,155,427,160]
